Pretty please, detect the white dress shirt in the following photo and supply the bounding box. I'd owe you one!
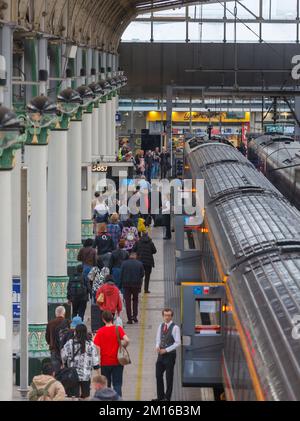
[156,321,181,353]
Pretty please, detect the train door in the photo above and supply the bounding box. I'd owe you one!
[181,283,225,389]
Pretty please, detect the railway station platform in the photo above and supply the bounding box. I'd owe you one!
[13,227,212,402]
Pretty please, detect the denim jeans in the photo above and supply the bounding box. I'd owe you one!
[101,365,124,397]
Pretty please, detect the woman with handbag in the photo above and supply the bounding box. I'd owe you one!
[94,311,130,398]
[61,324,100,399]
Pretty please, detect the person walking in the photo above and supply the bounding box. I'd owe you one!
[93,311,129,397]
[109,239,129,290]
[121,219,139,252]
[120,252,145,324]
[107,213,122,249]
[93,197,109,224]
[91,375,122,401]
[94,223,115,267]
[95,275,123,327]
[28,362,66,401]
[133,232,157,294]
[77,239,97,284]
[61,324,100,399]
[67,265,90,320]
[46,306,70,374]
[154,309,181,402]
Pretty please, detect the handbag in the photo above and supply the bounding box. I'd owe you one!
[116,326,131,366]
[97,292,105,304]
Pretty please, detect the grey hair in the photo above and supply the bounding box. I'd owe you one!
[55,306,66,317]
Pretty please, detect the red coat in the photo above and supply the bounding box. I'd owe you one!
[96,282,122,315]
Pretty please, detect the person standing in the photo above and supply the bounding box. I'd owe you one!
[133,232,157,294]
[154,309,181,402]
[120,253,145,324]
[152,147,161,179]
[93,311,129,397]
[145,150,154,182]
[162,194,171,240]
[61,324,100,399]
[160,148,171,179]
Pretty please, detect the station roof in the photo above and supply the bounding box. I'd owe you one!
[12,1,230,52]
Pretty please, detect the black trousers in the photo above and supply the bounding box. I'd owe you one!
[124,287,140,321]
[72,299,87,320]
[144,265,152,292]
[156,352,176,401]
[164,214,171,239]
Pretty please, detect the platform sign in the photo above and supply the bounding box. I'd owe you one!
[12,278,21,322]
[116,112,121,126]
[193,287,203,295]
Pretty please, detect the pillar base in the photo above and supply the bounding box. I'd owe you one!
[66,243,82,268]
[15,356,50,387]
[81,219,94,241]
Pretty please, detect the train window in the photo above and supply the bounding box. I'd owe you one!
[195,299,221,335]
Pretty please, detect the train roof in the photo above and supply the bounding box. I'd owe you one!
[187,141,300,400]
[232,252,300,400]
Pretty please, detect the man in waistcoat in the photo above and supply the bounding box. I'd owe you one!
[154,308,181,401]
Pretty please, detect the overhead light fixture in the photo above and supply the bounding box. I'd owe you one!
[75,85,94,108]
[88,83,104,99]
[0,106,24,147]
[57,88,82,115]
[26,96,58,128]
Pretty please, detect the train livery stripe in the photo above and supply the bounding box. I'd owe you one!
[205,216,226,281]
[225,284,266,401]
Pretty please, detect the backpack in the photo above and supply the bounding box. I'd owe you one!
[69,274,87,301]
[54,320,72,351]
[29,379,56,401]
[126,228,135,242]
[56,341,81,393]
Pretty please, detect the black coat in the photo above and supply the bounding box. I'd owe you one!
[120,259,145,288]
[133,236,157,268]
[93,233,115,255]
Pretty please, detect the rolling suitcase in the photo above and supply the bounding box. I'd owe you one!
[91,304,103,333]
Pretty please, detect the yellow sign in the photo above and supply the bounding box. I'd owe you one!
[147,111,250,123]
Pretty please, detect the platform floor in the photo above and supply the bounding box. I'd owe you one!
[13,227,214,401]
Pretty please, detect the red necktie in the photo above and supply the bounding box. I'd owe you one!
[163,323,168,333]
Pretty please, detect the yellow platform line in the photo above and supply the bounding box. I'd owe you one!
[135,293,149,401]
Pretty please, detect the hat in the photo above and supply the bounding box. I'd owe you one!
[71,316,84,329]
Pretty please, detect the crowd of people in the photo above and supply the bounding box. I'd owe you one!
[118,142,171,182]
[28,144,181,402]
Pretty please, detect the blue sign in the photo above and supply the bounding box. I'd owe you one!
[13,278,21,322]
[115,112,121,124]
[193,287,203,296]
